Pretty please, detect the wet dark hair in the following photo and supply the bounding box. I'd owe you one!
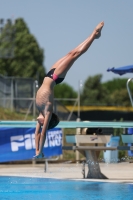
[48,113,60,130]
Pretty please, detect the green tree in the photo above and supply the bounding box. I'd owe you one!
[109,89,131,106]
[80,74,109,105]
[102,78,132,93]
[54,83,77,105]
[103,78,133,106]
[0,18,45,84]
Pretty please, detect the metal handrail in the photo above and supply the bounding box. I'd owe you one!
[126,78,133,107]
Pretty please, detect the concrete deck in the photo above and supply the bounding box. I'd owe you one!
[0,162,133,183]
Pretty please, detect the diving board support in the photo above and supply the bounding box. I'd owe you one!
[65,134,113,179]
[63,143,133,179]
[85,150,107,179]
[64,135,133,178]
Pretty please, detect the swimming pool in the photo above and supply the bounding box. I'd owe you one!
[0,176,132,200]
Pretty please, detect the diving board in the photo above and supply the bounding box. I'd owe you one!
[66,134,111,144]
[63,145,133,151]
[0,121,133,128]
[57,121,133,128]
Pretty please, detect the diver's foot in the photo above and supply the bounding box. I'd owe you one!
[33,152,45,159]
[94,21,104,39]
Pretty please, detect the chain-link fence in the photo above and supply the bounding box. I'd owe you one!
[0,74,77,120]
[0,74,36,113]
[0,74,13,109]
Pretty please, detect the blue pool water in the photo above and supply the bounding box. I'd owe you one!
[0,176,133,200]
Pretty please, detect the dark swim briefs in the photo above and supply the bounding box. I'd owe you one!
[45,68,64,84]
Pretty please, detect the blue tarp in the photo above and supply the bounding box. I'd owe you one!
[107,65,133,75]
[0,127,62,162]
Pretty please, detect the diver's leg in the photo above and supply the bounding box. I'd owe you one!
[53,21,104,77]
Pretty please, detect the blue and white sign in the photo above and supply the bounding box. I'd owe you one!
[0,127,62,162]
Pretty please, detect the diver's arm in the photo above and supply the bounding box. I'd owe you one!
[38,111,52,154]
[35,121,41,155]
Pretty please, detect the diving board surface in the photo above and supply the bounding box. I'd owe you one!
[66,135,111,144]
[0,120,133,128]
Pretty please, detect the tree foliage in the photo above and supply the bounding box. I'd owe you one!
[54,83,77,105]
[102,78,133,93]
[80,74,109,105]
[103,78,133,106]
[109,89,130,106]
[0,18,45,84]
[79,74,132,106]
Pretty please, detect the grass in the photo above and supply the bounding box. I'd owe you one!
[0,107,34,120]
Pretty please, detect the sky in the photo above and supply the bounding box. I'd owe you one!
[1,0,133,91]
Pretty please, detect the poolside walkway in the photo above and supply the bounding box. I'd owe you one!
[0,162,133,183]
